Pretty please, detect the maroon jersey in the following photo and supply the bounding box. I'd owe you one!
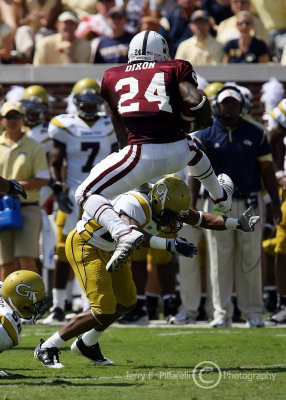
[101,59,198,145]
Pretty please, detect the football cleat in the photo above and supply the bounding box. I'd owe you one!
[118,305,149,325]
[169,310,197,325]
[264,305,286,326]
[71,337,113,366]
[209,317,232,328]
[213,173,234,213]
[39,307,65,325]
[106,228,145,272]
[34,339,64,368]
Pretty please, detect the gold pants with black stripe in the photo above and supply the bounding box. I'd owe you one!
[65,228,137,314]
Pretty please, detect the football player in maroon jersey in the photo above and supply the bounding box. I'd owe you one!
[75,30,234,273]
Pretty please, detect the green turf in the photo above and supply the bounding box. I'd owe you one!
[0,325,286,400]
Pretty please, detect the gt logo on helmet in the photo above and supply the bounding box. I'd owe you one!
[15,283,39,303]
[155,182,170,212]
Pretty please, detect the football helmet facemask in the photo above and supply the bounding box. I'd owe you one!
[128,30,169,63]
[21,85,49,126]
[72,78,104,120]
[149,175,191,233]
[1,270,48,323]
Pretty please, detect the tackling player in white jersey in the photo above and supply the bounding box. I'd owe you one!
[34,175,259,369]
[41,78,117,325]
[0,270,47,377]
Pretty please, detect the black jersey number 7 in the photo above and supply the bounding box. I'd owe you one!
[81,142,100,173]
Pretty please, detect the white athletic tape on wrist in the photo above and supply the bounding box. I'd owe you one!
[194,211,203,226]
[149,236,167,250]
[189,95,207,111]
[225,218,239,230]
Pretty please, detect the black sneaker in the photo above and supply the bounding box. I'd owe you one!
[164,296,178,322]
[65,299,73,312]
[117,305,149,325]
[39,307,65,325]
[34,339,64,368]
[146,296,159,320]
[263,289,277,313]
[71,337,113,365]
[265,305,286,326]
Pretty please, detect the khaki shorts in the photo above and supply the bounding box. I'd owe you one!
[65,228,137,315]
[0,205,41,264]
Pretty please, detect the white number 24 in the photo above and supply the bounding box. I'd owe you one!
[115,72,173,115]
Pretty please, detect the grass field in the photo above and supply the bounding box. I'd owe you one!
[1,323,286,400]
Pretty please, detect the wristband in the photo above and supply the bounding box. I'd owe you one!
[194,211,203,226]
[275,170,285,180]
[225,218,239,230]
[149,236,167,250]
[189,95,206,111]
[50,181,63,195]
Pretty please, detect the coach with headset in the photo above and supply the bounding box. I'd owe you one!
[190,85,281,328]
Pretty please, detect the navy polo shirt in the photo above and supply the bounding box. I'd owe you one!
[193,117,271,195]
[159,6,193,59]
[93,32,134,64]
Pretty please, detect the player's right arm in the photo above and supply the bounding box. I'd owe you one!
[179,81,212,130]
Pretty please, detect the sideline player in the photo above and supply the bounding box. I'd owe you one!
[41,78,118,324]
[34,175,259,368]
[0,270,47,377]
[75,30,234,273]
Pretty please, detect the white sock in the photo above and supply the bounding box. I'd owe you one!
[41,332,66,349]
[52,288,65,310]
[84,194,130,239]
[81,329,103,346]
[81,292,91,311]
[65,280,74,303]
[188,152,224,200]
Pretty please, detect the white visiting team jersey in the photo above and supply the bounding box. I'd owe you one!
[269,99,286,130]
[76,191,159,251]
[49,113,116,190]
[0,282,22,351]
[25,122,52,154]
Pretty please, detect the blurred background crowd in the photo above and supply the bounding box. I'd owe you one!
[0,0,286,65]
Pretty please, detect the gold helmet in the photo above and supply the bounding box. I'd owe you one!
[149,175,191,233]
[204,82,224,99]
[1,270,48,323]
[21,85,49,126]
[72,78,104,120]
[204,82,224,115]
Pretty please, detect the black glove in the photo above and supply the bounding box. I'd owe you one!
[166,237,198,258]
[237,206,260,232]
[8,179,27,199]
[55,191,73,214]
